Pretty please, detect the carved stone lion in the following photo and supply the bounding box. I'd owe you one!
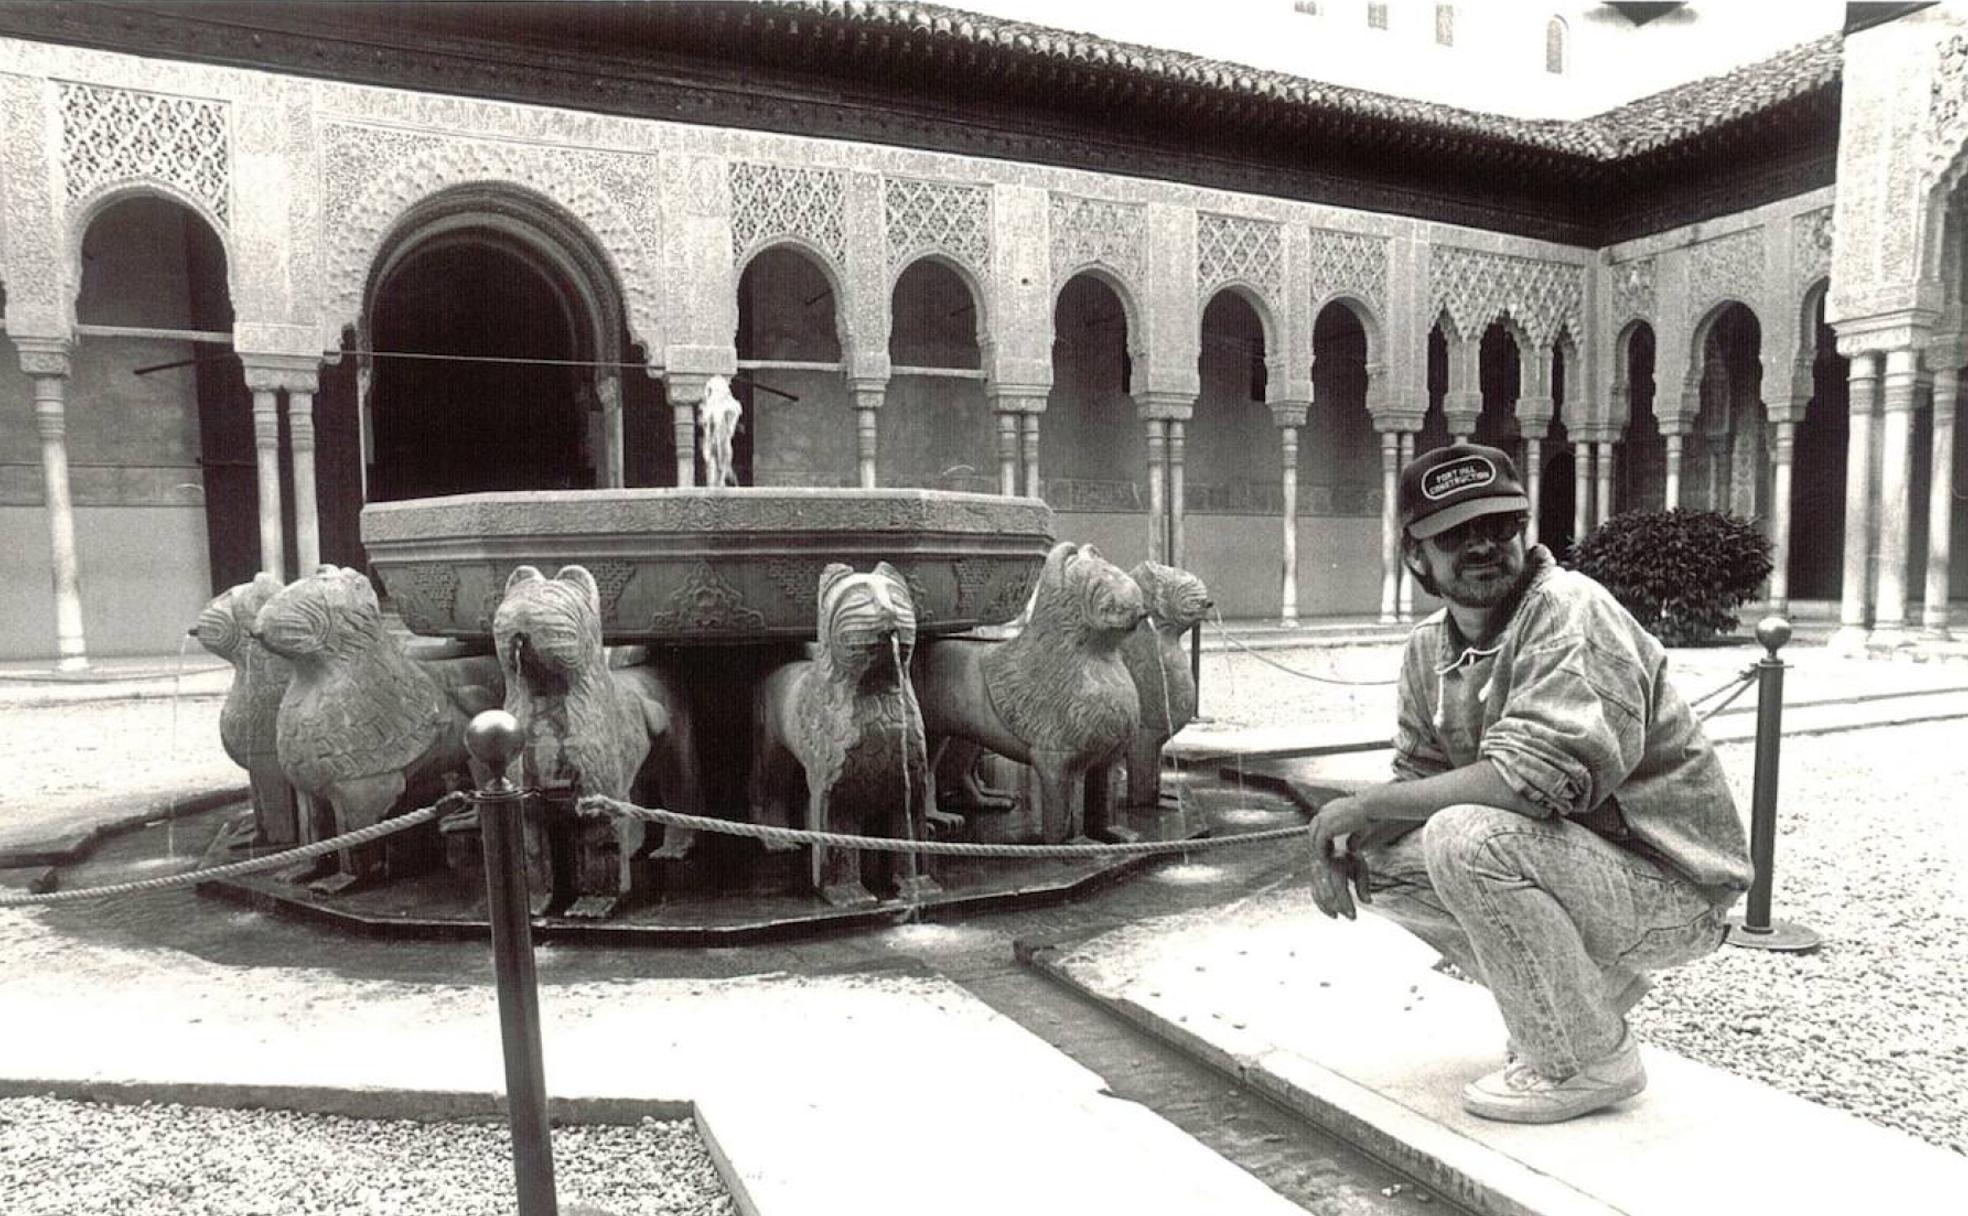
[494,564,701,919]
[192,573,297,848]
[752,561,939,907]
[256,565,501,894]
[1120,561,1213,810]
[915,541,1146,844]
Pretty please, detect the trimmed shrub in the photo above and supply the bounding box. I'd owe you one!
[1568,508,1774,645]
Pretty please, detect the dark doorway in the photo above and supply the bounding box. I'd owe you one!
[367,242,588,501]
[1542,446,1577,557]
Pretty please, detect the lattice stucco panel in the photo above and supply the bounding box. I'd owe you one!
[1049,193,1146,287]
[1430,245,1583,346]
[1610,256,1656,326]
[1793,208,1834,289]
[884,177,989,277]
[321,122,661,353]
[729,161,847,266]
[1197,211,1283,303]
[1688,229,1764,318]
[58,81,230,224]
[1307,227,1389,316]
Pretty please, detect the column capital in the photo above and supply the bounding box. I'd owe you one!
[987,385,1050,415]
[1371,409,1425,434]
[1134,390,1193,421]
[1516,394,1555,428]
[1268,398,1311,430]
[240,354,321,394]
[15,336,71,380]
[1833,312,1935,360]
[664,371,717,406]
[848,378,887,411]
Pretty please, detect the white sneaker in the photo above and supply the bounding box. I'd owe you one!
[1463,1030,1646,1124]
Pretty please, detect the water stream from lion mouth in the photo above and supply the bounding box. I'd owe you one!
[892,634,922,925]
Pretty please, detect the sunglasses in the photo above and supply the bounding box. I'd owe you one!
[1425,512,1528,549]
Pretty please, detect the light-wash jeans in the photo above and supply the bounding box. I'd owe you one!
[1359,802,1730,1077]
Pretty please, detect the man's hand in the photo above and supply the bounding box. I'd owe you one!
[1307,793,1375,920]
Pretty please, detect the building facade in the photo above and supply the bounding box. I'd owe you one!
[0,2,1962,664]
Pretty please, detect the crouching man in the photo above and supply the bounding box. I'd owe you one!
[1308,443,1752,1123]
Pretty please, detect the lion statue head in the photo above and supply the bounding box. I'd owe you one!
[193,572,287,665]
[1026,541,1145,648]
[255,565,384,663]
[814,561,916,689]
[494,566,605,692]
[1129,561,1213,633]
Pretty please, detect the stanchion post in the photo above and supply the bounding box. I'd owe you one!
[466,711,560,1215]
[1726,617,1821,953]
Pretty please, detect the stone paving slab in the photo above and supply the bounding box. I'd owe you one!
[1036,883,1968,1216]
[0,909,1304,1216]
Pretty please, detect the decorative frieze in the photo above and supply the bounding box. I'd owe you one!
[1933,33,1968,174]
[58,81,230,223]
[884,176,990,278]
[1688,229,1764,316]
[1049,192,1147,287]
[729,161,848,266]
[1793,207,1833,288]
[1609,256,1656,326]
[1307,227,1390,317]
[1430,245,1583,347]
[1197,211,1283,303]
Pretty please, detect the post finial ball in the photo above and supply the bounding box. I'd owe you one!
[465,709,524,781]
[1755,615,1792,656]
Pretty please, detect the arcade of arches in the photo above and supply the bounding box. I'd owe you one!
[4,12,1968,665]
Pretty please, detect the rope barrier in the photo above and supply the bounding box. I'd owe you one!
[0,794,470,907]
[1690,666,1759,722]
[1209,624,1402,687]
[578,796,1308,857]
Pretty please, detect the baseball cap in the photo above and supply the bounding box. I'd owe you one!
[1398,443,1531,540]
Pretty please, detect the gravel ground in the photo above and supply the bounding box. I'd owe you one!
[0,1096,735,1216]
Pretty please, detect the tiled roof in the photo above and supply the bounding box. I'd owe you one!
[788,2,1841,161]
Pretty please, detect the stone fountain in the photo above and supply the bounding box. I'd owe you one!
[193,481,1214,941]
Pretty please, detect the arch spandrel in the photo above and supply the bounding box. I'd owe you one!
[322,127,660,364]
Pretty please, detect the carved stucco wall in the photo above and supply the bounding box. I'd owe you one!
[321,121,662,359]
[1307,226,1391,330]
[1430,245,1585,351]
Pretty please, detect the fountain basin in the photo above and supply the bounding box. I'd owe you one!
[361,487,1055,643]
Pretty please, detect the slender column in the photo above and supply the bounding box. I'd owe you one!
[997,412,1020,495]
[1280,425,1300,624]
[1926,366,1958,637]
[598,376,624,489]
[1524,436,1543,547]
[1397,431,1416,620]
[1834,351,1881,648]
[287,379,322,575]
[1378,429,1399,623]
[1021,413,1041,501]
[1572,440,1592,541]
[22,344,87,669]
[668,377,704,488]
[1145,418,1168,565]
[1443,335,1481,444]
[250,382,286,579]
[1595,440,1615,527]
[851,380,885,489]
[1664,432,1684,509]
[1168,419,1187,567]
[1768,421,1797,612]
[1872,349,1920,642]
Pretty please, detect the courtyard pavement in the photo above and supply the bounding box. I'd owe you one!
[4,620,1968,1213]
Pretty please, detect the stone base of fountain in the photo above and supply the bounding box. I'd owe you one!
[192,779,1213,945]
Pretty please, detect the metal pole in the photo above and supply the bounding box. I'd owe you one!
[467,711,561,1215]
[1726,618,1820,953]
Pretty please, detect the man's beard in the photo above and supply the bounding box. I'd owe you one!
[1440,551,1525,608]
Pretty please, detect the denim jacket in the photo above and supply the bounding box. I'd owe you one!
[1393,545,1753,908]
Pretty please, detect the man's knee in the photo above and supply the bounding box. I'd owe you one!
[1421,802,1519,864]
